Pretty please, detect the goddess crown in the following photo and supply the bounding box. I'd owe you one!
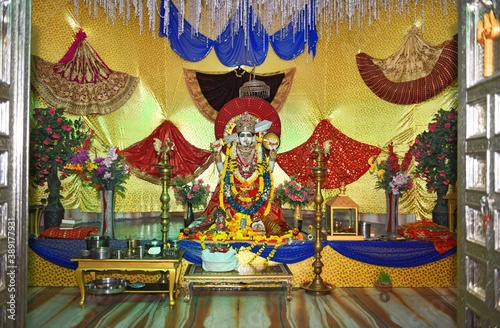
[235,112,256,134]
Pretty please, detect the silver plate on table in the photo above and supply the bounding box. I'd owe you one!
[87,278,129,295]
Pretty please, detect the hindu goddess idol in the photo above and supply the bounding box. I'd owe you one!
[187,98,291,239]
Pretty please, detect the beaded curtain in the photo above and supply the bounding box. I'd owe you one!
[29,0,458,220]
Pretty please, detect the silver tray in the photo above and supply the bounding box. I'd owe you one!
[87,278,129,295]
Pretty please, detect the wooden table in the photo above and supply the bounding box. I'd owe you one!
[183,263,293,302]
[71,251,183,308]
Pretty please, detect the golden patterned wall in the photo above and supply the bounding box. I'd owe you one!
[30,1,458,220]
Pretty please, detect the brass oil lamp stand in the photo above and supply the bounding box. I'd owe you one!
[301,140,335,295]
[153,139,175,284]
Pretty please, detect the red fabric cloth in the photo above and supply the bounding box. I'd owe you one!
[38,226,98,239]
[276,120,381,189]
[397,221,457,254]
[118,121,213,183]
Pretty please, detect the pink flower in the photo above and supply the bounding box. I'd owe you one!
[429,122,437,132]
[444,123,450,129]
[48,108,56,115]
[52,133,60,139]
[46,126,53,134]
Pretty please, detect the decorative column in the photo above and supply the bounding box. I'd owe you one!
[301,140,334,295]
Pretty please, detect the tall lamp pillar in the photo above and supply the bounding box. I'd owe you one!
[154,139,175,247]
[301,140,335,295]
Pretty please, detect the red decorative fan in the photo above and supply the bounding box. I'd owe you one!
[214,97,281,140]
[356,30,457,105]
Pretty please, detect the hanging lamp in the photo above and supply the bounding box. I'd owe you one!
[239,67,270,99]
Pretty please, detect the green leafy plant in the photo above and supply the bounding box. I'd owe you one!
[376,270,392,285]
[30,107,91,188]
[30,107,91,211]
[412,108,458,193]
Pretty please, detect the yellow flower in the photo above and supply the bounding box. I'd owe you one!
[85,161,98,171]
[199,234,208,250]
[368,156,376,172]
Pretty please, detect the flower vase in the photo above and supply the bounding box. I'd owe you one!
[44,165,65,229]
[185,202,194,228]
[385,191,399,238]
[432,184,449,227]
[100,189,115,239]
[293,204,303,232]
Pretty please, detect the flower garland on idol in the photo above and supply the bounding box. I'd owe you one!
[220,140,274,218]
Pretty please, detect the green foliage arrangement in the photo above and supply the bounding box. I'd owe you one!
[173,177,211,208]
[412,108,458,193]
[275,176,315,207]
[30,107,90,187]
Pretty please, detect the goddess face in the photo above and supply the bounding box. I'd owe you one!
[237,131,255,147]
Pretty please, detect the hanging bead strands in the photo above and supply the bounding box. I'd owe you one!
[73,0,456,41]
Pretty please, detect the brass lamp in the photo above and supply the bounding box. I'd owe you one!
[326,183,363,240]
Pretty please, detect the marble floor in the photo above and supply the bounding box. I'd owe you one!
[27,286,457,328]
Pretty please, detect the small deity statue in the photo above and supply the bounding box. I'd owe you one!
[195,111,290,237]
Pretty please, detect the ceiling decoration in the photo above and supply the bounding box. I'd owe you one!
[31,30,140,115]
[72,1,456,64]
[356,27,458,104]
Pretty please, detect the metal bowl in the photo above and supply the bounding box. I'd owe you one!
[91,246,111,260]
[87,278,130,294]
[85,235,110,250]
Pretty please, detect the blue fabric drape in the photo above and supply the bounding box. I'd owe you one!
[29,239,128,270]
[270,1,318,59]
[180,240,316,265]
[159,0,318,66]
[180,240,455,267]
[213,8,268,67]
[29,239,456,270]
[159,2,213,62]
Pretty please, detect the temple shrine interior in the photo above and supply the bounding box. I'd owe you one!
[10,0,476,326]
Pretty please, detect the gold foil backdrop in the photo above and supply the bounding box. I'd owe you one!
[30,0,458,220]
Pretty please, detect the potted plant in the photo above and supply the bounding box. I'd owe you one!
[29,107,90,228]
[374,270,392,292]
[412,107,458,226]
